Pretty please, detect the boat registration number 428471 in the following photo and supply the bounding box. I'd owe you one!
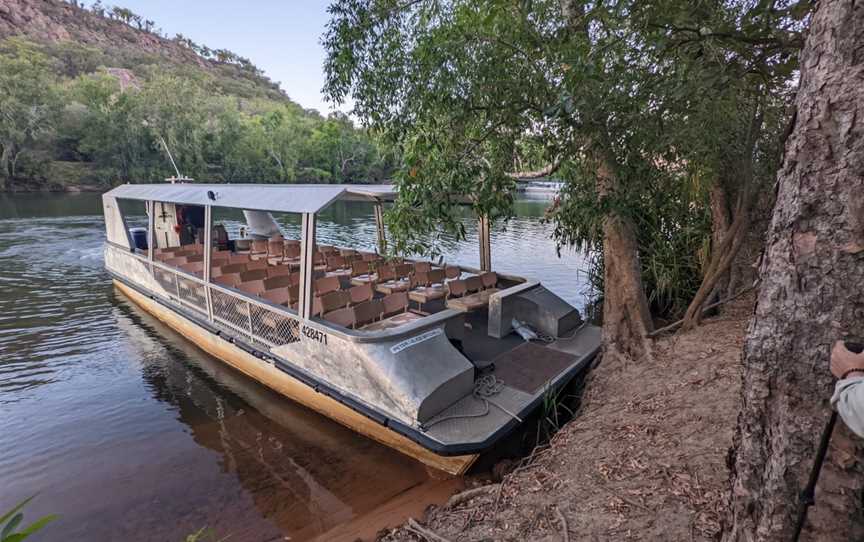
[301,325,328,345]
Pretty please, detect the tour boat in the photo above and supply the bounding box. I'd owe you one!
[102,183,600,474]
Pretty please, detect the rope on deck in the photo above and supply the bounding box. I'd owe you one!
[420,374,522,431]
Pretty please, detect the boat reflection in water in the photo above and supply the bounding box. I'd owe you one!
[118,296,459,542]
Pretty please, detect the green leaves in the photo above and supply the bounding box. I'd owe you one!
[0,38,62,180]
[324,0,797,318]
[0,496,57,542]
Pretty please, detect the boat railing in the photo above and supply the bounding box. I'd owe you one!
[105,243,302,351]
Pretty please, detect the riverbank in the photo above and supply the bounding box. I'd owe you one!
[383,296,752,541]
[1,177,105,193]
[2,183,104,193]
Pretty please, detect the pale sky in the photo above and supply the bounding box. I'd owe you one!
[115,0,348,115]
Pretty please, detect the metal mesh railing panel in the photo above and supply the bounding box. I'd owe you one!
[107,244,304,354]
[177,275,207,314]
[153,265,178,294]
[211,288,254,340]
[250,303,300,347]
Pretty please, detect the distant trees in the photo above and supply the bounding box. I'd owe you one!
[0,38,395,187]
[0,40,61,187]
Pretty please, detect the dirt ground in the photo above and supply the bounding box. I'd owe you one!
[381,297,752,542]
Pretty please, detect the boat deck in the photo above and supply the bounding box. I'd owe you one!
[422,323,600,450]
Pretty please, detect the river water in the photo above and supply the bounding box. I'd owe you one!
[0,192,588,542]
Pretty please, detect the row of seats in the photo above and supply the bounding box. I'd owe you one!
[444,272,500,312]
[323,291,422,330]
[152,239,502,330]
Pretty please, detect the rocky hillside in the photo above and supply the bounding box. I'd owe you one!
[0,0,202,64]
[0,0,285,101]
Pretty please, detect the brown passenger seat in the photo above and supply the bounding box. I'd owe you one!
[326,255,349,274]
[349,260,376,286]
[363,292,424,331]
[444,265,462,280]
[313,251,327,271]
[348,283,374,305]
[250,239,268,260]
[375,264,411,295]
[246,259,268,271]
[263,274,293,290]
[354,299,383,328]
[215,273,242,288]
[266,265,292,278]
[445,274,490,312]
[211,252,230,267]
[212,262,244,278]
[477,272,500,302]
[408,268,446,313]
[313,290,350,316]
[324,306,355,329]
[179,261,204,277]
[240,269,267,282]
[214,225,229,250]
[267,240,285,264]
[237,280,265,296]
[261,285,298,308]
[314,275,341,296]
[283,244,302,270]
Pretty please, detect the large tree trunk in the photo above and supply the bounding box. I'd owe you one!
[597,158,654,360]
[725,1,864,539]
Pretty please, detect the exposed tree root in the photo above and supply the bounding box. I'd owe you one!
[445,484,499,509]
[406,518,452,542]
[553,506,570,542]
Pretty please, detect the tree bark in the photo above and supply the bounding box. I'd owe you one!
[725,1,864,539]
[596,158,654,360]
[709,182,732,296]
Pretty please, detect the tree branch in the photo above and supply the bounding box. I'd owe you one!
[506,156,562,179]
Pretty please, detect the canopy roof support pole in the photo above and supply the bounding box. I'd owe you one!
[374,201,387,254]
[478,214,491,272]
[203,205,214,322]
[299,212,317,320]
[146,200,154,262]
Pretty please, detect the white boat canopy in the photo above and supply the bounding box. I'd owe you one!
[104,183,399,214]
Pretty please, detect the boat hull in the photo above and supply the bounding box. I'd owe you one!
[114,279,478,475]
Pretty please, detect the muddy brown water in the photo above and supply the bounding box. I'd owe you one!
[0,193,587,541]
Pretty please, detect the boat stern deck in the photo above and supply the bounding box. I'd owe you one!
[420,324,600,452]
